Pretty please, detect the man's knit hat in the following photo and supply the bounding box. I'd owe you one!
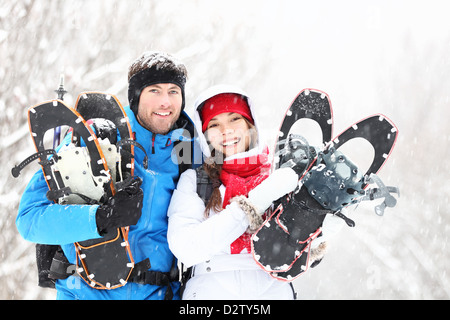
[127,51,187,117]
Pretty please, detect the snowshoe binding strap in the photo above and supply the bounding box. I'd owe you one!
[302,148,364,212]
[302,148,399,216]
[11,149,58,178]
[358,173,400,216]
[333,211,356,227]
[114,175,143,194]
[116,138,148,169]
[278,134,317,176]
[46,187,72,202]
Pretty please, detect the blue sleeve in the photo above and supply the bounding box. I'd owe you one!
[16,169,102,245]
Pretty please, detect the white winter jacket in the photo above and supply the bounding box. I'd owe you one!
[167,85,295,300]
[167,168,295,300]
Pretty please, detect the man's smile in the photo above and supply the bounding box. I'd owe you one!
[153,111,172,117]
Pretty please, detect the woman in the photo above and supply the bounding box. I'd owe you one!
[167,85,299,299]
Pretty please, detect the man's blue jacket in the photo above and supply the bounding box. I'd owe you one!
[16,106,200,299]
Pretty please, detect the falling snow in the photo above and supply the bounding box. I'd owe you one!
[1,0,450,300]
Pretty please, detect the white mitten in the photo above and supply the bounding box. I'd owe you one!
[309,209,348,265]
[247,167,299,214]
[317,210,347,243]
[232,167,298,233]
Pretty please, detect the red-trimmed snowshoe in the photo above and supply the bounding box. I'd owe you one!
[252,89,333,276]
[269,114,399,281]
[252,89,399,282]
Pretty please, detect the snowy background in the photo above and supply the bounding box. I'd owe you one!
[1,0,449,299]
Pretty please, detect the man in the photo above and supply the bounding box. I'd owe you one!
[16,51,199,299]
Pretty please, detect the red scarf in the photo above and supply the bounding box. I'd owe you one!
[219,147,271,254]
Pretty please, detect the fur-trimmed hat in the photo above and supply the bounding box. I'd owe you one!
[127,51,188,117]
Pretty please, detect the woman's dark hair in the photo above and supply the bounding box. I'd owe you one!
[203,154,223,217]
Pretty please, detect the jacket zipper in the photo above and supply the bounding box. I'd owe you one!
[151,134,172,154]
[151,133,156,154]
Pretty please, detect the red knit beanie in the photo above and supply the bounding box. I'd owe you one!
[200,93,254,132]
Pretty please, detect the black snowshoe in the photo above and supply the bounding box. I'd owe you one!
[251,89,399,281]
[12,93,147,289]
